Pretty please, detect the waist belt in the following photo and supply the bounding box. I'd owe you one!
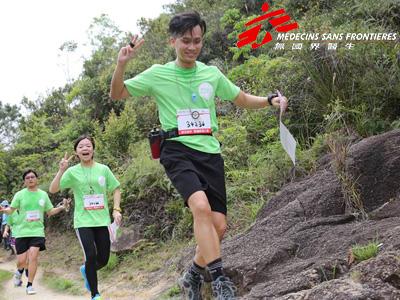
[162,129,213,139]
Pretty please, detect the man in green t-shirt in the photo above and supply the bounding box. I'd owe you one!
[0,169,70,295]
[110,10,288,300]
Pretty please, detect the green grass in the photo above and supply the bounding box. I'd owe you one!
[119,240,190,274]
[101,252,119,272]
[41,270,81,295]
[159,284,181,299]
[352,239,379,262]
[0,269,13,300]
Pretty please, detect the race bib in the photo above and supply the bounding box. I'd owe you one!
[26,210,40,222]
[177,109,212,135]
[83,194,105,210]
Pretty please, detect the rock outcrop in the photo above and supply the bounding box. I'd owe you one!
[216,129,400,299]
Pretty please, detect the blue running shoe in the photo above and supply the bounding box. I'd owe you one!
[80,265,91,292]
[92,294,103,300]
[13,270,23,287]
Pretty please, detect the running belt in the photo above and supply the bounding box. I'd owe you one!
[162,129,213,139]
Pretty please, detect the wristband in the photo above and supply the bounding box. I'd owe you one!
[113,206,122,213]
[267,93,278,106]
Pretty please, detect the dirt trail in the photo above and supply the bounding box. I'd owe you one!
[0,257,88,300]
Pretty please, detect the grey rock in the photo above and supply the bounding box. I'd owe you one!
[215,129,400,299]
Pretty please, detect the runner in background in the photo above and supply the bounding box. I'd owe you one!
[49,135,122,300]
[3,209,30,285]
[3,209,19,256]
[0,169,70,295]
[1,200,11,251]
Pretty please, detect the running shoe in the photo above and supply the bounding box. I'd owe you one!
[177,271,204,300]
[80,265,91,292]
[26,285,36,295]
[13,270,22,287]
[92,294,103,300]
[211,276,237,300]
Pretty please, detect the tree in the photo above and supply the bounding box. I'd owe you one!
[58,41,78,83]
[0,101,21,145]
[68,14,126,123]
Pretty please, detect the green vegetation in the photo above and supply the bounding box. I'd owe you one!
[160,285,181,299]
[317,260,338,282]
[0,0,399,295]
[101,252,119,272]
[41,270,81,295]
[352,239,380,262]
[0,269,13,300]
[0,0,398,239]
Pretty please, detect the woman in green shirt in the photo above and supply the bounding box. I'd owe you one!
[49,135,122,300]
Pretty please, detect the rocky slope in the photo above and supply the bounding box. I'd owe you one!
[218,129,400,299]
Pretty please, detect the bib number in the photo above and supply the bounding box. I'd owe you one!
[177,109,211,135]
[26,210,40,222]
[83,194,105,210]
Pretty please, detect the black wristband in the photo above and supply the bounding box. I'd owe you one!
[267,93,278,106]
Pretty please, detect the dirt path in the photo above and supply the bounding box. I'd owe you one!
[0,257,88,300]
[0,251,179,300]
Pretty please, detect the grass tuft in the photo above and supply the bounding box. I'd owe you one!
[41,270,81,295]
[352,238,379,262]
[0,269,13,300]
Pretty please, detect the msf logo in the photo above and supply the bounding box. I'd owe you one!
[237,2,298,49]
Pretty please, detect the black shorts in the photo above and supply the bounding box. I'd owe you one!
[15,237,46,255]
[160,140,227,215]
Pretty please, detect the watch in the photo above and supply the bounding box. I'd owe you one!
[267,93,278,106]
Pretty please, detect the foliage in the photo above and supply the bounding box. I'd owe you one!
[0,0,399,260]
[0,269,12,299]
[136,14,175,66]
[318,260,338,282]
[101,252,119,272]
[41,271,80,295]
[352,238,380,262]
[94,103,141,169]
[0,101,21,144]
[327,132,366,218]
[221,9,265,60]
[293,42,398,139]
[160,285,181,299]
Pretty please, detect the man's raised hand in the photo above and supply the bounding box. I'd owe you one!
[117,34,145,65]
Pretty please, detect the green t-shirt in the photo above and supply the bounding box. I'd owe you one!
[124,61,240,154]
[10,189,53,238]
[60,162,120,229]
[6,210,20,238]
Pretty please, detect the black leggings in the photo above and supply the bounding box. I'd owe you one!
[76,227,110,296]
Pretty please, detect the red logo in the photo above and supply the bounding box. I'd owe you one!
[237,2,298,49]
